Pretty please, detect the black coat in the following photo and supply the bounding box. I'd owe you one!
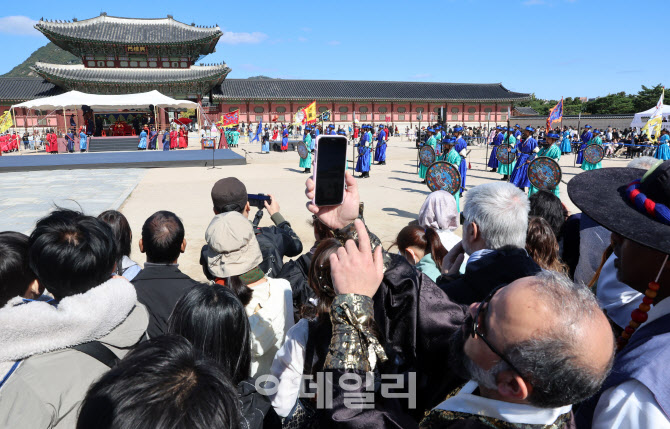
[437,247,541,306]
[132,265,200,339]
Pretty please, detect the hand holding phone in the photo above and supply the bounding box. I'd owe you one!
[313,135,348,207]
[248,194,272,210]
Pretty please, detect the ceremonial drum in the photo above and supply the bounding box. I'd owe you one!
[527,157,562,191]
[425,162,462,195]
[419,145,436,167]
[496,144,516,164]
[583,144,605,164]
[298,143,309,159]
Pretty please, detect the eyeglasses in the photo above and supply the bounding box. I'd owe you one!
[472,285,526,379]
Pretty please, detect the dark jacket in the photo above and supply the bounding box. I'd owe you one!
[277,252,314,322]
[132,264,199,339]
[437,247,541,306]
[238,378,281,429]
[254,212,303,278]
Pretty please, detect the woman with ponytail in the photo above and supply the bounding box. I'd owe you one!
[393,225,447,282]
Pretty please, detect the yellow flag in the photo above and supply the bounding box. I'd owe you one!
[0,111,13,133]
[642,88,665,142]
[304,101,317,123]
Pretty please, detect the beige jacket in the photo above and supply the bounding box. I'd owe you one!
[0,277,148,429]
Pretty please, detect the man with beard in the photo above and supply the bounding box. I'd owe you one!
[421,271,614,428]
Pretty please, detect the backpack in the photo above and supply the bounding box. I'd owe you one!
[277,254,314,322]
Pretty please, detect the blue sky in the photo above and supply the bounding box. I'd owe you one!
[0,0,664,100]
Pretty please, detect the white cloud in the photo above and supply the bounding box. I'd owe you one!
[219,31,268,45]
[298,36,308,42]
[327,40,341,46]
[0,16,39,36]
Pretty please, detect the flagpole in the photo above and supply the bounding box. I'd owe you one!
[575,111,581,167]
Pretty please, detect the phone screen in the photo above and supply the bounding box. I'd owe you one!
[315,136,348,206]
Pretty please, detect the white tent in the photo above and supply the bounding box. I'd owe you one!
[631,104,670,128]
[11,90,198,111]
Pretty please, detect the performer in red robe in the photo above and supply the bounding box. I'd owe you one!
[353,126,359,139]
[170,130,179,150]
[179,127,187,149]
[11,133,19,151]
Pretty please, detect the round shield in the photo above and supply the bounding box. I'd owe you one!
[527,157,562,191]
[419,145,436,167]
[583,144,605,164]
[426,162,461,195]
[297,143,309,159]
[496,144,516,164]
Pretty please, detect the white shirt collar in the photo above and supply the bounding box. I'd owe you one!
[434,381,572,425]
[466,249,494,266]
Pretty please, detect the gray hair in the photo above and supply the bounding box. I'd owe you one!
[463,182,529,249]
[501,270,614,408]
[627,156,660,170]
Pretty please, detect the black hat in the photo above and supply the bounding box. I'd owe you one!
[211,177,248,213]
[568,160,670,254]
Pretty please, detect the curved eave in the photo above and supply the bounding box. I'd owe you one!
[212,95,531,103]
[35,25,223,48]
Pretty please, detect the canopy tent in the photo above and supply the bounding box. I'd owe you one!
[11,90,198,111]
[631,104,670,128]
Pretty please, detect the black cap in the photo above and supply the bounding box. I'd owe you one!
[211,177,247,213]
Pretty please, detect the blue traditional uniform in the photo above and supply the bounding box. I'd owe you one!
[138,129,147,149]
[281,128,289,151]
[374,125,387,164]
[444,139,461,212]
[66,132,75,152]
[510,127,538,189]
[453,127,468,192]
[356,126,372,177]
[488,127,504,169]
[577,125,593,164]
[560,130,572,154]
[162,130,170,151]
[79,131,87,152]
[232,129,240,147]
[419,129,437,180]
[513,125,522,141]
[655,133,670,160]
[148,130,158,150]
[529,133,562,198]
[581,130,603,171]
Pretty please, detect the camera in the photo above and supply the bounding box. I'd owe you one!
[248,193,271,210]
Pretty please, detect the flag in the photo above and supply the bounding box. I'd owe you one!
[319,110,331,122]
[0,111,13,133]
[642,88,665,142]
[548,98,563,129]
[251,119,262,142]
[218,109,239,128]
[304,101,317,124]
[293,108,305,125]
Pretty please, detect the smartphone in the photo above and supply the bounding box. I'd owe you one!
[248,194,271,209]
[313,135,348,207]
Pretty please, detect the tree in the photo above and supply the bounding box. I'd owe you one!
[633,84,665,112]
[584,92,635,114]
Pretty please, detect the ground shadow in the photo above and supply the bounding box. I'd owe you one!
[401,187,430,195]
[390,176,421,185]
[284,168,305,174]
[392,170,416,175]
[382,207,418,219]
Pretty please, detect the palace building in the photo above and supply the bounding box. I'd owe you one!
[0,13,531,130]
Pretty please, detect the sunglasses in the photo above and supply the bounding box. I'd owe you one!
[472,285,527,380]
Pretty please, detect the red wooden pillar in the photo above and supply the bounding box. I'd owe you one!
[246,102,250,124]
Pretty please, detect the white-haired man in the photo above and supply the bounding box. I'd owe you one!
[438,181,541,305]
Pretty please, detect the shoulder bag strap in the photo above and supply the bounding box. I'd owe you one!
[71,341,119,368]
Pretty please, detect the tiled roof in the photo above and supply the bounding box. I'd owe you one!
[0,77,63,102]
[35,15,222,44]
[511,114,635,120]
[213,79,531,102]
[514,106,539,115]
[31,62,231,84]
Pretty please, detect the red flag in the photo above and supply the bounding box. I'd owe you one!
[221,110,239,127]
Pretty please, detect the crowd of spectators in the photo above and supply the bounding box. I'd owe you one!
[1,157,669,428]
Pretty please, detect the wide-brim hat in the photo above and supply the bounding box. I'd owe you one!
[204,211,263,278]
[525,126,535,132]
[568,160,670,254]
[584,125,592,129]
[453,126,463,132]
[546,133,560,140]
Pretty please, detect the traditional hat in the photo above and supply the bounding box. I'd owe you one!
[525,126,535,132]
[546,132,560,140]
[584,125,592,129]
[568,160,670,254]
[594,129,601,135]
[515,124,521,128]
[496,125,502,130]
[453,126,463,132]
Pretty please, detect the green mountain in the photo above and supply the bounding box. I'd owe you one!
[247,75,279,80]
[2,42,80,77]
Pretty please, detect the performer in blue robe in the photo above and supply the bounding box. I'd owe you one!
[560,127,572,154]
[79,130,88,152]
[577,125,593,164]
[452,126,468,193]
[509,126,538,191]
[356,125,371,178]
[374,124,387,164]
[162,129,170,151]
[513,124,522,141]
[655,129,670,161]
[148,128,158,150]
[66,130,75,153]
[137,128,147,150]
[488,125,504,171]
[281,126,289,151]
